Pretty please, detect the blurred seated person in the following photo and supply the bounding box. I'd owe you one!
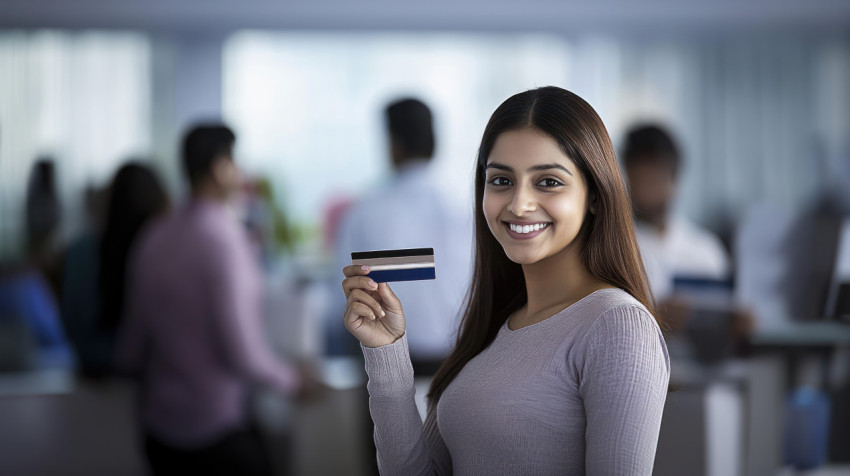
[116,124,309,476]
[62,164,169,379]
[334,98,473,374]
[622,124,752,357]
[0,261,74,371]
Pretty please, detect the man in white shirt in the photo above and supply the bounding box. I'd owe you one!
[622,124,730,301]
[622,125,755,355]
[335,98,473,373]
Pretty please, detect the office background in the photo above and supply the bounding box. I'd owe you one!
[1,1,849,475]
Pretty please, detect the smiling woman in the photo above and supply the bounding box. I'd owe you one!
[341,86,670,475]
[483,128,590,265]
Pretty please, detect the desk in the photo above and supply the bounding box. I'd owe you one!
[751,321,850,389]
[0,379,145,475]
[751,321,850,467]
[0,368,73,396]
[752,322,850,348]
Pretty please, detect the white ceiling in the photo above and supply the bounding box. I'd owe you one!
[1,0,849,33]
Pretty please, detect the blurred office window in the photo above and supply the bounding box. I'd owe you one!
[222,32,571,230]
[573,38,850,231]
[0,30,151,258]
[224,33,850,239]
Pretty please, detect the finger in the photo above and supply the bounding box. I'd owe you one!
[343,264,372,278]
[377,282,402,311]
[346,301,377,323]
[348,289,386,318]
[342,275,379,297]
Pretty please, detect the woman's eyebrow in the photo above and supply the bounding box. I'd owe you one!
[485,162,573,176]
[484,163,512,172]
[527,163,573,176]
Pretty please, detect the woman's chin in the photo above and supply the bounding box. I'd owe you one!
[503,249,544,266]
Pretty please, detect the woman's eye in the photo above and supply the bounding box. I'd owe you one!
[488,177,512,186]
[537,178,563,188]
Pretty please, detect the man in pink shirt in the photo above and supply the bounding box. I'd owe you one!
[116,124,300,475]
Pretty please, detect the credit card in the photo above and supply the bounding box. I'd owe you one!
[351,248,436,283]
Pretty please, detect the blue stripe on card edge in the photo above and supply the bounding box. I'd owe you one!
[368,267,436,283]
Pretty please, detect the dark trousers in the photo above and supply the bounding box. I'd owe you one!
[145,427,274,476]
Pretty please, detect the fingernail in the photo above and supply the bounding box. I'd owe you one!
[381,310,386,317]
[361,265,370,271]
[368,280,377,288]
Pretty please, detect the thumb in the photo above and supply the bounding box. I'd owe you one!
[377,282,402,312]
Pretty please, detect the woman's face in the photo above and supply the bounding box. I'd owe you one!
[483,128,591,265]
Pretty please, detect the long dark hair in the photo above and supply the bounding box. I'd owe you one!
[98,162,169,331]
[428,86,655,403]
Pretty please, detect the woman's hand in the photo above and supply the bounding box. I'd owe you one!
[342,265,406,348]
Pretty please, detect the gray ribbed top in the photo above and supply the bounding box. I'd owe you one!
[362,287,670,475]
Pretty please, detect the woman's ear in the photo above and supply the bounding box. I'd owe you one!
[588,193,598,215]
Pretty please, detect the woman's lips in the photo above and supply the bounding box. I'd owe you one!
[503,221,550,240]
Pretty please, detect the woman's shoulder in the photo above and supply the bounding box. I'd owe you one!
[558,288,668,378]
[569,288,666,363]
[574,287,649,320]
[572,288,660,343]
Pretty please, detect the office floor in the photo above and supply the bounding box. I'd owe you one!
[0,376,373,476]
[1,373,847,476]
[0,378,146,475]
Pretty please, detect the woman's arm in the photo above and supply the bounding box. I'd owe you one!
[343,265,451,474]
[362,334,451,475]
[576,305,670,475]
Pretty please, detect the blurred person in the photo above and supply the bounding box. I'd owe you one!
[99,162,170,332]
[335,98,472,374]
[115,124,304,476]
[622,125,753,352]
[25,159,63,297]
[60,184,107,377]
[62,163,169,379]
[0,151,72,371]
[341,87,669,474]
[622,125,729,301]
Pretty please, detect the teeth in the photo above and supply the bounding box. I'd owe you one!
[509,223,549,234]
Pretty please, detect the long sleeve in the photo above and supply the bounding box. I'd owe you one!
[362,334,452,475]
[207,230,299,395]
[575,305,670,475]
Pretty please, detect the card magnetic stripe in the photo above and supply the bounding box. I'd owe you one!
[367,267,436,283]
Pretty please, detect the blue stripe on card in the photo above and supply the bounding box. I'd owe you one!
[367,267,436,283]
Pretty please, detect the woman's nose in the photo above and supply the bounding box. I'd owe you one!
[507,184,536,216]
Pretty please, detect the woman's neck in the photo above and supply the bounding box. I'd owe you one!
[514,242,610,328]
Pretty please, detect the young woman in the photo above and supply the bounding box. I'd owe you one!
[341,86,670,475]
